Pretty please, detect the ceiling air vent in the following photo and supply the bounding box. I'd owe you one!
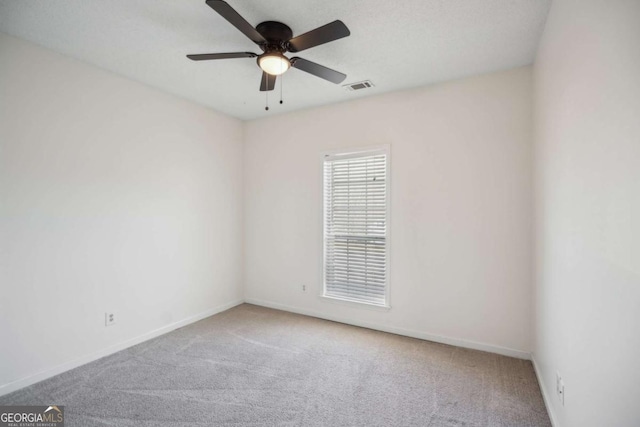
[343,80,375,92]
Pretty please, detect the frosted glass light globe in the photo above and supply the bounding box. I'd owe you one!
[258,53,290,76]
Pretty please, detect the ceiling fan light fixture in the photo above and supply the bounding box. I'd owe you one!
[187,2,351,93]
[258,52,290,76]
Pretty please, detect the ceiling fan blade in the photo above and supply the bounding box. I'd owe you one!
[288,20,350,53]
[187,52,257,61]
[206,0,266,44]
[290,57,346,84]
[260,72,277,91]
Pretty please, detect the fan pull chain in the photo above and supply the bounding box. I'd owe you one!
[265,73,269,111]
[280,71,284,105]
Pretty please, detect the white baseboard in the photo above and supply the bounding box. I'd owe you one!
[0,299,243,397]
[1,297,538,402]
[532,354,559,427]
[245,298,531,360]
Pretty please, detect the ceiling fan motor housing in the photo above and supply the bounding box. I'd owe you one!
[256,21,293,52]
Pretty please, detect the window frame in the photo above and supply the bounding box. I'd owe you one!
[320,145,391,310]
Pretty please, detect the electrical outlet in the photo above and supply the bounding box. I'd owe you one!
[302,285,307,292]
[105,312,116,327]
[556,372,565,406]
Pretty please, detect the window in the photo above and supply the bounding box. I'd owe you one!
[323,147,389,307]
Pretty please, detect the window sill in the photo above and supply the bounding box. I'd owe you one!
[319,294,391,312]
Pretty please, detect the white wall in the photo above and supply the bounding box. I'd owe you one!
[0,33,244,393]
[244,67,533,357]
[533,0,640,425]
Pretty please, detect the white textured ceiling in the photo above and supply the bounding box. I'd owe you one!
[0,0,550,120]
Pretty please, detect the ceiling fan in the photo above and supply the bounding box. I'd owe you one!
[187,0,351,92]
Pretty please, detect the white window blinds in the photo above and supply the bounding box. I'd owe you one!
[323,149,389,306]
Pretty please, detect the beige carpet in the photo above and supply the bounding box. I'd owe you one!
[0,304,551,426]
